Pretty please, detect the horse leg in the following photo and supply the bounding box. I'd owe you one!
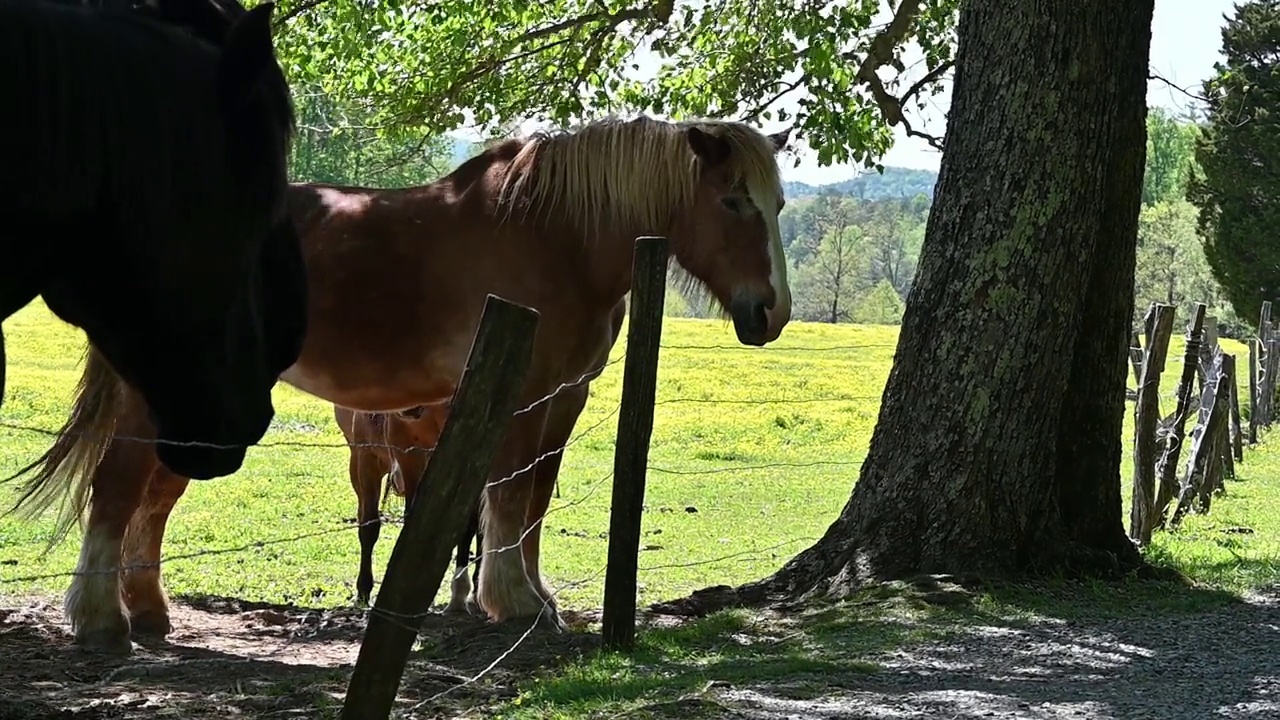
[476,407,551,625]
[352,449,388,605]
[445,503,479,614]
[67,406,159,653]
[120,466,188,637]
[518,390,586,628]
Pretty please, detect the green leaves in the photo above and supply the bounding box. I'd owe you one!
[269,0,957,167]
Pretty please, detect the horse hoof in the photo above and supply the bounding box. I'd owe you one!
[75,629,134,655]
[129,610,172,638]
[537,606,567,634]
[442,599,469,615]
[464,596,485,617]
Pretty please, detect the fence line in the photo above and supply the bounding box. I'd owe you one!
[5,282,1277,714]
[1126,299,1277,543]
[0,237,897,714]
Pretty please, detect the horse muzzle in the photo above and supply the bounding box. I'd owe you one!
[730,292,771,347]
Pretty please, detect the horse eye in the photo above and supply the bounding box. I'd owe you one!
[721,196,744,214]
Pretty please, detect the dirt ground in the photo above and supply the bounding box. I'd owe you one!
[0,594,598,720]
[6,586,1280,719]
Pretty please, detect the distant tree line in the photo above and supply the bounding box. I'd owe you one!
[666,106,1246,334]
[286,78,1255,338]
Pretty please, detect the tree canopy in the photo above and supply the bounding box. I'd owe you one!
[272,0,958,170]
[1188,0,1280,327]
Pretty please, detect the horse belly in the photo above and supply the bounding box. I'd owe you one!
[278,363,456,414]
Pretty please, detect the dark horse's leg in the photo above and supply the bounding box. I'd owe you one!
[445,505,481,614]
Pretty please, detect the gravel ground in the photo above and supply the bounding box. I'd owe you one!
[674,588,1280,720]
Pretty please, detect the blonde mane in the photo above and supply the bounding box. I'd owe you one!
[495,115,785,240]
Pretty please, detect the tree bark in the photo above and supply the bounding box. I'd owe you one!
[677,0,1157,607]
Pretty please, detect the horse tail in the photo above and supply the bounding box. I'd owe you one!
[4,347,126,551]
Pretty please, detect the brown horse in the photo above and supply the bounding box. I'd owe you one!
[334,404,479,610]
[10,115,793,653]
[335,298,625,612]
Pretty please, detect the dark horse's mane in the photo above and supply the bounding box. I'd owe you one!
[1,0,295,222]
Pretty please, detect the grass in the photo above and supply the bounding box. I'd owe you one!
[3,299,1279,718]
[0,299,882,609]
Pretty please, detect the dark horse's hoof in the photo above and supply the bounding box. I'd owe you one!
[75,628,134,655]
[537,606,567,634]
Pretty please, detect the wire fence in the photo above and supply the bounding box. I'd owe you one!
[0,320,886,715]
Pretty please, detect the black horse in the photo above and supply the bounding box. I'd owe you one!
[0,0,307,482]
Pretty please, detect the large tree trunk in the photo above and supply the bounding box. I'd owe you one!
[679,0,1157,608]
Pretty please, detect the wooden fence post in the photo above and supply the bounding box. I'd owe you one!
[1154,303,1207,527]
[1259,302,1273,426]
[1269,320,1280,426]
[340,294,540,720]
[1172,355,1230,527]
[601,236,669,651]
[1249,337,1260,444]
[1223,352,1243,470]
[1129,303,1175,545]
[1126,329,1144,405]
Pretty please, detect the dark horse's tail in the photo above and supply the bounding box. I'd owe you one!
[4,348,126,551]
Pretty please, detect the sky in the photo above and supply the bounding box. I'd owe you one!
[788,0,1239,181]
[451,1,1238,185]
[783,0,1239,183]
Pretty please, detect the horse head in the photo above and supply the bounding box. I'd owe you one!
[35,0,305,479]
[668,122,793,346]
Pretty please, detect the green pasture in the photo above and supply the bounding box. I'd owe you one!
[1,301,1277,608]
[3,300,1280,720]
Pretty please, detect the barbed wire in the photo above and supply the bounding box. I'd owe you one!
[0,338,882,713]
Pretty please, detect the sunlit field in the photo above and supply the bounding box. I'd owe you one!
[1,299,1277,612]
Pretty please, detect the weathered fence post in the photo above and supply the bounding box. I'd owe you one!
[1260,302,1274,426]
[1127,329,1144,405]
[1129,303,1175,545]
[1269,319,1280,426]
[1172,354,1230,527]
[601,236,669,651]
[1248,337,1260,444]
[1223,352,1243,471]
[340,294,540,720]
[1154,303,1207,527]
[1195,316,1218,394]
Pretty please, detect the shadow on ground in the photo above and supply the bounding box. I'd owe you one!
[0,593,596,720]
[3,576,1278,720]
[500,576,1280,720]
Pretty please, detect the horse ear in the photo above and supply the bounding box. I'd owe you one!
[151,0,242,44]
[686,127,732,167]
[767,128,791,153]
[216,1,278,113]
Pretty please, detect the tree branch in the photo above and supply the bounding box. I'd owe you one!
[274,0,331,28]
[737,73,810,123]
[900,60,953,108]
[840,0,947,151]
[404,3,666,122]
[1148,69,1209,106]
